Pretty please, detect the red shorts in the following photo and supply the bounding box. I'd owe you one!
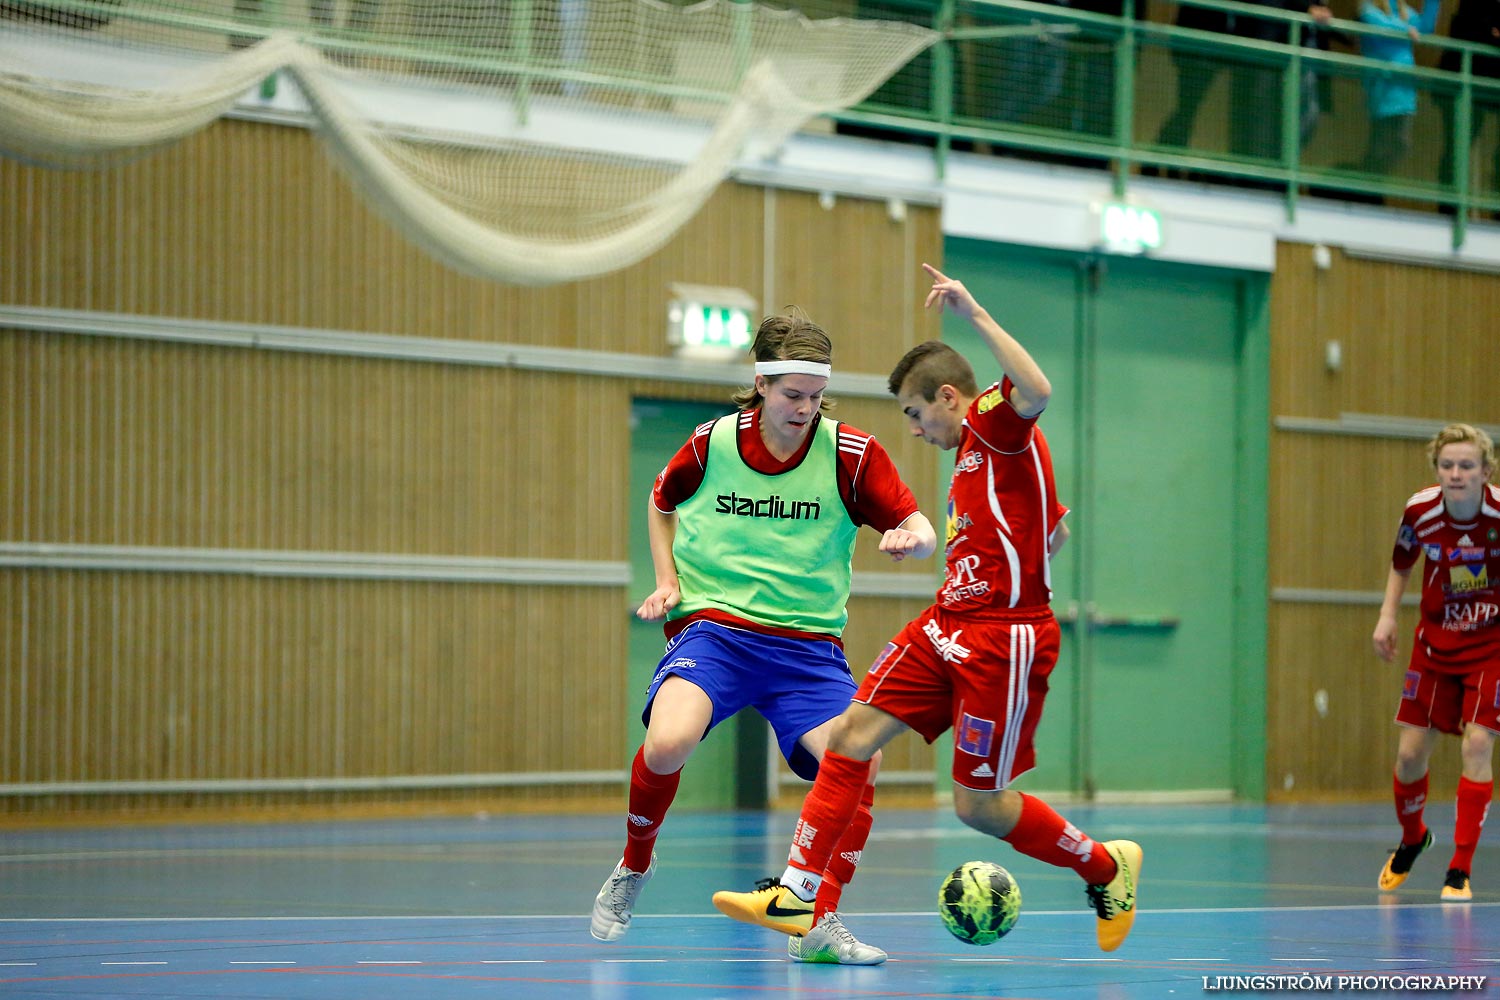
[1395,642,1500,736]
[854,603,1058,791]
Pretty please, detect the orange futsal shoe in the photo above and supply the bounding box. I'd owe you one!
[712,877,815,936]
[1087,840,1142,952]
[1378,829,1432,891]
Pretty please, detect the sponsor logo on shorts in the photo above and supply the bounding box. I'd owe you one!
[840,851,862,866]
[957,712,995,757]
[922,619,972,663]
[650,656,698,687]
[1402,670,1420,700]
[868,642,900,679]
[969,762,994,779]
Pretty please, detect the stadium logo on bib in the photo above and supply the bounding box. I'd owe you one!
[715,492,820,520]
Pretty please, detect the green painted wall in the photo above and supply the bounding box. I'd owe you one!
[626,398,766,810]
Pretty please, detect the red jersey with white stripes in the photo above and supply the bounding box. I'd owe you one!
[653,409,921,640]
[1391,482,1500,670]
[938,378,1068,613]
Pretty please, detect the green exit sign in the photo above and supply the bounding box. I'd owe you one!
[667,284,757,360]
[1099,203,1163,255]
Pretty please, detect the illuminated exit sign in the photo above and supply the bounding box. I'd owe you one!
[667,284,756,361]
[1097,202,1163,255]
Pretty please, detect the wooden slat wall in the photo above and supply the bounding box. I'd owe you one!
[0,119,944,819]
[1267,242,1500,801]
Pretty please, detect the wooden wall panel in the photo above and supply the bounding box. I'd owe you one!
[0,117,945,818]
[1268,241,1500,800]
[1271,243,1500,421]
[0,572,627,784]
[0,332,632,558]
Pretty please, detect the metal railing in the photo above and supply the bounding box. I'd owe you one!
[841,0,1500,247]
[6,0,1498,246]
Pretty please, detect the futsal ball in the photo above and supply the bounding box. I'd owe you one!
[938,861,1021,945]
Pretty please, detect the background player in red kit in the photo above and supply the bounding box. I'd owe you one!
[1374,423,1499,902]
[589,311,937,944]
[713,264,1142,964]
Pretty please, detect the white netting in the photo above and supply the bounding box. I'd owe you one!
[0,0,937,284]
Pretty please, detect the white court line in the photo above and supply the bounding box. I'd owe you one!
[3,900,1496,923]
[101,961,167,966]
[0,962,37,966]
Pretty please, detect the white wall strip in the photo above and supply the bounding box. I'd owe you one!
[0,542,628,586]
[1275,412,1500,441]
[0,771,627,797]
[851,570,938,599]
[0,306,895,399]
[1272,587,1419,606]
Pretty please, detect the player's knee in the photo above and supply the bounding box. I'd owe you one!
[827,712,871,759]
[1459,726,1495,765]
[641,733,695,773]
[952,788,1019,838]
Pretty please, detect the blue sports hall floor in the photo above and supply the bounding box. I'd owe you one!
[1,802,1496,999]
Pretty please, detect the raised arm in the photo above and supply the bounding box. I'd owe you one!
[922,262,1051,418]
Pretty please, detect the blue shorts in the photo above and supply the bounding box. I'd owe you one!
[642,620,857,781]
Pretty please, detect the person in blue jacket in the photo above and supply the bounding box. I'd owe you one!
[1356,0,1442,176]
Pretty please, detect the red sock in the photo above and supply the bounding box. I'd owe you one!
[785,752,869,919]
[1002,792,1115,885]
[1393,773,1429,845]
[622,746,681,872]
[819,782,876,912]
[1450,776,1493,874]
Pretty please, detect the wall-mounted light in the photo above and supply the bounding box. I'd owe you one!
[1095,202,1163,256]
[667,284,757,361]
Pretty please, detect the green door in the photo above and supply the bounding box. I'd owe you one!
[627,398,772,810]
[938,239,1267,798]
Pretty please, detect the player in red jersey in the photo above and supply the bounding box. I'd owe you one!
[712,264,1142,963]
[1374,423,1498,902]
[589,310,937,947]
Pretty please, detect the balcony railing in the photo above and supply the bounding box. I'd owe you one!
[6,0,1497,247]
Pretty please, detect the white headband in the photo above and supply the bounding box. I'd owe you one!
[755,360,831,378]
